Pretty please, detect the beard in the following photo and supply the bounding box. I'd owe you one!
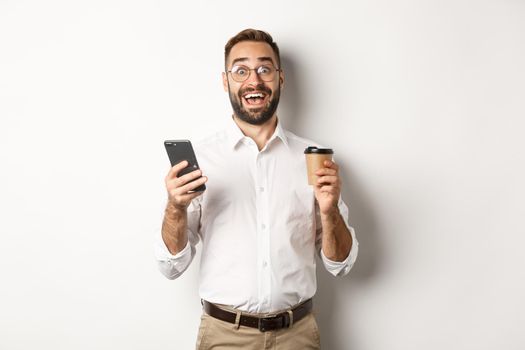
[228,83,280,126]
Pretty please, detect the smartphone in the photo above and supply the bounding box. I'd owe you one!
[164,140,206,192]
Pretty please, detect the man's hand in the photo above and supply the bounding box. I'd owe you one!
[165,160,208,211]
[313,160,341,215]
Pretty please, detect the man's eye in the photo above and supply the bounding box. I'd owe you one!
[258,66,271,74]
[233,67,247,75]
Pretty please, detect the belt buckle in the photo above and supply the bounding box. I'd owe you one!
[257,313,289,332]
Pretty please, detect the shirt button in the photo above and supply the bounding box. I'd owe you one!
[259,187,264,192]
[261,224,266,230]
[263,261,268,268]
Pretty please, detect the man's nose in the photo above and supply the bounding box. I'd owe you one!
[246,69,263,85]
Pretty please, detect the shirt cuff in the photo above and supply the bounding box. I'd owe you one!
[320,226,359,277]
[154,233,194,279]
[156,237,191,260]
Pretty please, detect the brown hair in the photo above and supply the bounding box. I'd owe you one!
[224,29,281,69]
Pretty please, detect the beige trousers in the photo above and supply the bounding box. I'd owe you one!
[195,312,321,350]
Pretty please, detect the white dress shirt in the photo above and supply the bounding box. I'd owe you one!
[155,118,358,313]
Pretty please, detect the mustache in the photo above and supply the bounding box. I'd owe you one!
[238,84,272,98]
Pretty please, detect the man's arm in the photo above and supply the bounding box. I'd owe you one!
[314,160,353,262]
[157,160,207,277]
[162,160,207,254]
[162,203,191,255]
[319,208,352,262]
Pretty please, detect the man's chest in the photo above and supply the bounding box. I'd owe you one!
[199,148,312,208]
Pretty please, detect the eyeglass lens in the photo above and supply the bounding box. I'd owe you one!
[230,65,278,82]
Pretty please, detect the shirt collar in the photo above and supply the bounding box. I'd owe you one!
[271,119,289,148]
[225,116,289,150]
[225,117,246,149]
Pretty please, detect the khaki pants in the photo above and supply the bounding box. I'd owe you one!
[196,312,321,350]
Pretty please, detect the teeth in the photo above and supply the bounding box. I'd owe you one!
[245,93,264,99]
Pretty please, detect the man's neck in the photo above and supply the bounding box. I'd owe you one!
[232,115,278,151]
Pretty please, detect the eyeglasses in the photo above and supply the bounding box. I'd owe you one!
[226,64,281,83]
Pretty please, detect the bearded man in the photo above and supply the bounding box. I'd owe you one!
[155,28,358,350]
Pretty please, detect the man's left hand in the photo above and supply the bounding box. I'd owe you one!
[314,160,342,215]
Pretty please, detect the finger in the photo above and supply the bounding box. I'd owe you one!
[178,176,208,194]
[175,169,203,187]
[166,169,202,190]
[317,175,339,185]
[166,160,189,180]
[315,168,337,176]
[178,190,205,202]
[316,184,340,194]
[323,160,339,171]
[168,176,207,200]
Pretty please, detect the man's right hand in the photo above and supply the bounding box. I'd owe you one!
[165,160,208,211]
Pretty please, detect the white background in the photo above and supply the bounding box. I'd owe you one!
[1,1,524,349]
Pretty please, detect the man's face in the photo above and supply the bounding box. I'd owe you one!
[222,41,284,125]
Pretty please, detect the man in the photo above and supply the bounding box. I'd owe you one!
[155,29,358,350]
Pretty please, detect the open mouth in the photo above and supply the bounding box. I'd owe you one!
[242,91,269,107]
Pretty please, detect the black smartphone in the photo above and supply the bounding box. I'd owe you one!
[164,140,206,192]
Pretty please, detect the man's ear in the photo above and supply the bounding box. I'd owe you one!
[279,69,285,89]
[222,72,228,92]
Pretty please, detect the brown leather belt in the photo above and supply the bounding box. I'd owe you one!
[202,298,313,332]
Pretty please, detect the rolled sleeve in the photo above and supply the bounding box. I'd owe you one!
[320,225,358,276]
[155,232,197,280]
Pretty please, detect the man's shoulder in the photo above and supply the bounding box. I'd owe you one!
[191,124,325,153]
[194,129,228,148]
[282,128,323,150]
[191,127,231,157]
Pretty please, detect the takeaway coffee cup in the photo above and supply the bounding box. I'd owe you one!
[304,146,334,185]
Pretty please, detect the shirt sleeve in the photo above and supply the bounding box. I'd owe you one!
[154,198,202,280]
[315,196,359,277]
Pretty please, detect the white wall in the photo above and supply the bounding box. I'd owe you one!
[1,1,524,349]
